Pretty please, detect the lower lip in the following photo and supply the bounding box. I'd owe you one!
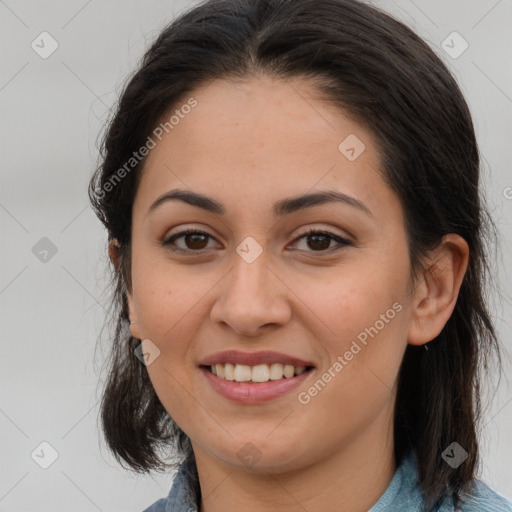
[200,366,314,404]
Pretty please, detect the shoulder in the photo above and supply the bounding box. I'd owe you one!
[141,454,200,512]
[454,479,512,512]
[378,449,512,512]
[141,497,167,512]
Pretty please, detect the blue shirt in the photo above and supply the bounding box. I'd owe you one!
[142,449,512,511]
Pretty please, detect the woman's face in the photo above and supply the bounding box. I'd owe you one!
[127,75,418,472]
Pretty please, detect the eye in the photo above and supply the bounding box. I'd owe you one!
[162,227,352,254]
[162,229,219,253]
[290,228,352,253]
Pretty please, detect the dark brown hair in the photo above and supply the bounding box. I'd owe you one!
[88,0,505,509]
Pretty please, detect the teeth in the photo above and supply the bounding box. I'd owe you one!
[224,363,235,381]
[252,364,270,383]
[210,363,309,383]
[269,363,284,380]
[283,364,294,378]
[234,364,252,382]
[215,364,225,379]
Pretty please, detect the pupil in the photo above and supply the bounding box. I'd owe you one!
[308,234,330,251]
[187,233,207,249]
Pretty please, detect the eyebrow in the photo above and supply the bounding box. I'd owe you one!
[148,188,373,218]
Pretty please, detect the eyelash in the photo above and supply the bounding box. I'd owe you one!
[162,227,352,255]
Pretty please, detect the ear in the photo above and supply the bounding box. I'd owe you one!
[108,239,141,339]
[108,238,121,269]
[407,234,469,346]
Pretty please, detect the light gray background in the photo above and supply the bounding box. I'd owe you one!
[1,0,511,510]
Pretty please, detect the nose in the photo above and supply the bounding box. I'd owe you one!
[210,247,292,337]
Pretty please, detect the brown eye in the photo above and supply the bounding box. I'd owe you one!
[305,233,331,251]
[184,232,209,250]
[291,229,352,253]
[163,229,216,252]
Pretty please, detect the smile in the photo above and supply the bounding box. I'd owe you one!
[208,363,308,382]
[199,350,316,403]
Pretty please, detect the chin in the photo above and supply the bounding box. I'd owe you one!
[201,437,314,474]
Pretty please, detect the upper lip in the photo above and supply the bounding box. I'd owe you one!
[200,350,315,368]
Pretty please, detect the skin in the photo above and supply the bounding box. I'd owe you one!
[112,75,469,512]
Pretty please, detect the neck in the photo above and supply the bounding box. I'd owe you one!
[193,403,397,512]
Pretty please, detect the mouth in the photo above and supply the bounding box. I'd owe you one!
[199,350,316,403]
[201,363,314,383]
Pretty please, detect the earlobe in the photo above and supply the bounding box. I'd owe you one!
[109,238,141,339]
[407,234,469,346]
[108,238,121,269]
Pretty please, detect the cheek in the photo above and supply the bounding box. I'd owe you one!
[135,268,205,432]
[291,262,405,349]
[293,296,407,451]
[130,263,204,414]
[297,264,409,402]
[131,252,207,342]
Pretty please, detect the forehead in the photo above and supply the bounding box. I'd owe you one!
[135,75,397,222]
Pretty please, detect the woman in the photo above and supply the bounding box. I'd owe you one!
[88,0,512,510]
